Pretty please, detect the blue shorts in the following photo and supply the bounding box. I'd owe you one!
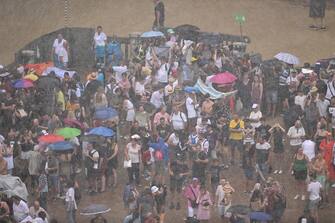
[266,89,278,104]
[229,139,243,151]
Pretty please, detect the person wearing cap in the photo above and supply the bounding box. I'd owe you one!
[125,135,142,186]
[249,104,262,129]
[151,184,167,223]
[290,147,309,201]
[183,178,200,219]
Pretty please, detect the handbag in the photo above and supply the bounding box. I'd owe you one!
[123,159,132,168]
[188,186,199,208]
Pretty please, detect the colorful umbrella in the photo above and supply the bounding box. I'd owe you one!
[209,72,237,84]
[184,86,200,94]
[274,52,300,65]
[56,127,81,139]
[88,127,115,137]
[64,118,85,129]
[94,107,118,120]
[80,204,111,216]
[23,73,39,81]
[38,134,64,143]
[227,204,250,215]
[141,31,164,38]
[81,134,106,143]
[249,212,273,221]
[48,141,74,153]
[13,79,34,89]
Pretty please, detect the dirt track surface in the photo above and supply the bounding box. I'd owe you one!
[1,0,335,65]
[1,0,335,222]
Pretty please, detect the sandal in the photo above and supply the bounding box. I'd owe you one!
[309,25,318,29]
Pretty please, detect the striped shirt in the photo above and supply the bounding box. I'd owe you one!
[279,69,290,86]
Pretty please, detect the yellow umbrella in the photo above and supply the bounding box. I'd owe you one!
[24,73,39,81]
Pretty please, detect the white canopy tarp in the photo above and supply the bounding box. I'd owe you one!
[0,175,28,201]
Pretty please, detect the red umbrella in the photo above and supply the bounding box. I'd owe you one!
[38,134,64,143]
[210,72,237,84]
[63,118,85,130]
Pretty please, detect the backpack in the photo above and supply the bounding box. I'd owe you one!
[154,149,164,161]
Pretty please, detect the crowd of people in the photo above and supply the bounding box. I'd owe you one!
[0,1,335,223]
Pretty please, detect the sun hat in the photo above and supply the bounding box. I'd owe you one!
[252,104,258,109]
[310,86,318,93]
[151,186,159,193]
[87,72,97,80]
[142,66,152,76]
[131,134,141,139]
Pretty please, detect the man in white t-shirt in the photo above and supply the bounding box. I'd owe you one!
[316,93,330,117]
[156,57,169,84]
[171,108,187,131]
[58,47,68,69]
[301,137,316,161]
[287,120,306,151]
[150,89,165,109]
[186,93,197,128]
[307,176,322,223]
[94,26,107,47]
[12,196,29,222]
[94,25,107,64]
[52,34,68,68]
[294,90,307,111]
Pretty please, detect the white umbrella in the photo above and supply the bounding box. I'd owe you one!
[274,52,300,65]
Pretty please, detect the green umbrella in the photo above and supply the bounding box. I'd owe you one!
[56,127,81,139]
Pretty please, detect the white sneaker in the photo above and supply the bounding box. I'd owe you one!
[278,170,283,174]
[332,183,335,188]
[273,170,278,174]
[294,194,300,200]
[301,195,305,201]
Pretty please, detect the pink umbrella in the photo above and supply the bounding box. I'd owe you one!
[63,118,85,130]
[210,72,237,84]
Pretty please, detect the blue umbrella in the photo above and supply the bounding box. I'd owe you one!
[94,107,118,120]
[184,86,200,94]
[88,127,115,137]
[249,212,273,222]
[48,141,74,152]
[141,31,164,38]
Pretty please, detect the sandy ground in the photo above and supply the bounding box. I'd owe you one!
[1,0,335,222]
[1,0,335,65]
